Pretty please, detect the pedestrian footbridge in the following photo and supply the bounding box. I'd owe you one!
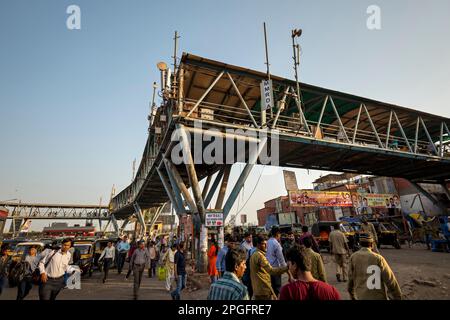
[110,53,450,234]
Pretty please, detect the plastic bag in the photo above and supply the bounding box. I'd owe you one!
[157,266,166,281]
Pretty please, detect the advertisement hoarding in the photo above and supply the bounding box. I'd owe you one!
[289,190,353,207]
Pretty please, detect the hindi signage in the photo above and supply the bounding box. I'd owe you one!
[206,211,224,227]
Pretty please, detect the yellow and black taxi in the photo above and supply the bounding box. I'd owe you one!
[0,238,28,257]
[73,238,95,276]
[11,241,45,263]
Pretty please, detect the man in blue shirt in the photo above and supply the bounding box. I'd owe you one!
[266,226,286,296]
[207,248,249,300]
[216,234,237,277]
[171,242,186,300]
[116,235,130,274]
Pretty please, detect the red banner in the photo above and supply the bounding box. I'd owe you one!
[0,208,8,219]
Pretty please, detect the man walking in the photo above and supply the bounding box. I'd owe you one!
[38,238,72,300]
[329,226,350,282]
[207,248,249,300]
[130,240,149,300]
[360,217,379,253]
[117,235,130,274]
[266,226,287,296]
[99,241,115,283]
[171,242,187,300]
[348,233,402,300]
[250,234,288,300]
[147,241,158,278]
[17,245,40,300]
[302,237,327,283]
[279,245,340,300]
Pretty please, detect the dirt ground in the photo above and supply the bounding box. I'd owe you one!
[1,245,448,300]
[322,244,450,300]
[190,244,450,300]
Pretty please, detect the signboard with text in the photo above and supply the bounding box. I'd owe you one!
[352,193,401,209]
[260,79,274,111]
[206,211,223,227]
[289,190,353,207]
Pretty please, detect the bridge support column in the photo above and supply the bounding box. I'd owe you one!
[119,219,130,234]
[110,214,119,236]
[133,203,147,239]
[178,124,208,273]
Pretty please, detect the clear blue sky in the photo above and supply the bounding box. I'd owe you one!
[1,0,450,230]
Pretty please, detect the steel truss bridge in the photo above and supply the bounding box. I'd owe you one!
[0,202,115,235]
[108,53,450,269]
[0,202,110,220]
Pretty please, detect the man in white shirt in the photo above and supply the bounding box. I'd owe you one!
[240,232,254,253]
[38,238,72,300]
[99,241,115,283]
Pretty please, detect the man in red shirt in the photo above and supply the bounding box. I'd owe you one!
[279,245,341,300]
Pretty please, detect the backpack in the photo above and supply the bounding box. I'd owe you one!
[9,261,29,287]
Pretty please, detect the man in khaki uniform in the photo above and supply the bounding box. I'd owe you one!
[302,236,327,282]
[360,217,379,253]
[328,225,350,282]
[348,233,402,300]
[250,234,288,300]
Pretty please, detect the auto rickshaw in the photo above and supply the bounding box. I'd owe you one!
[311,221,357,252]
[369,220,402,249]
[73,239,95,276]
[1,238,27,257]
[11,241,45,263]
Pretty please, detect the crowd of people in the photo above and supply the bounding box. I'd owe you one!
[206,224,403,300]
[0,233,185,301]
[0,223,404,301]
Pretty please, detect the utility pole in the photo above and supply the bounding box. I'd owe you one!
[261,22,271,125]
[132,158,136,182]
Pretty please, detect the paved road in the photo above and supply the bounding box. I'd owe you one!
[0,265,205,300]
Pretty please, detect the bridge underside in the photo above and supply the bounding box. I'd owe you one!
[111,52,450,220]
[112,124,450,219]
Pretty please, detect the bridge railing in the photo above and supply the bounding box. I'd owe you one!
[179,96,441,157]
